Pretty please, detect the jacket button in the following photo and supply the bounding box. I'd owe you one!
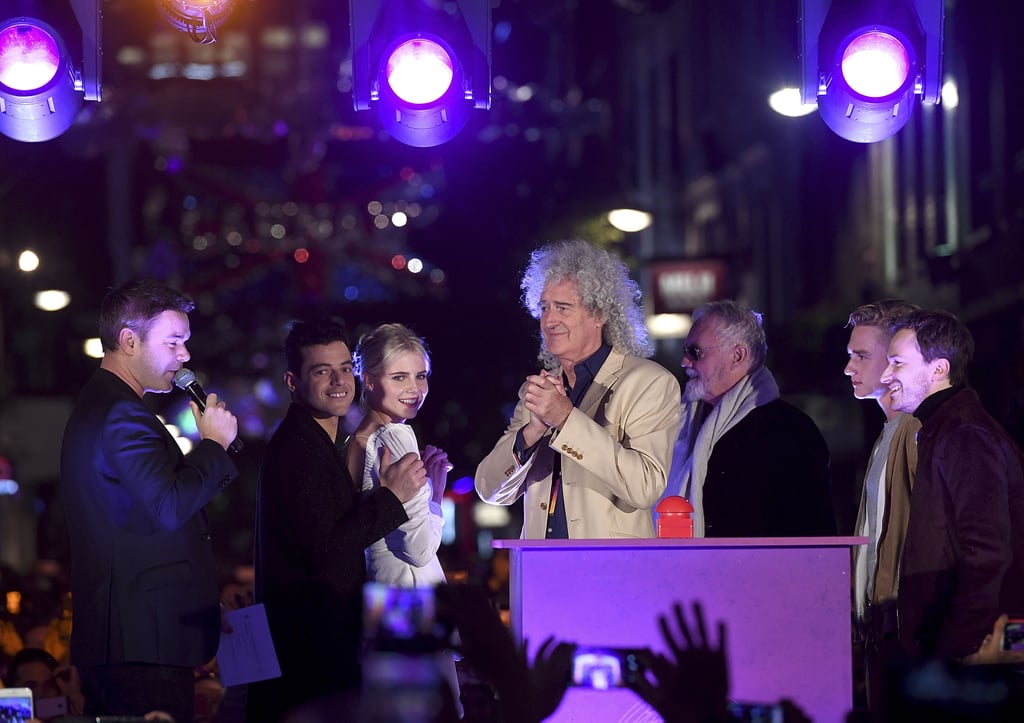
[540,502,547,510]
[202,533,213,542]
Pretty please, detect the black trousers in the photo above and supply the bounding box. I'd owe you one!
[79,662,195,723]
[860,600,908,722]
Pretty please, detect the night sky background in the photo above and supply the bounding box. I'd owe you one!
[2,0,1022,583]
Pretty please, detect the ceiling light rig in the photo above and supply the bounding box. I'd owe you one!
[0,0,101,143]
[350,0,491,147]
[801,0,943,143]
[157,0,236,45]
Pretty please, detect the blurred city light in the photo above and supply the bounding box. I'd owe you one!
[607,208,653,233]
[767,87,818,117]
[472,501,510,528]
[34,289,71,311]
[83,337,103,358]
[0,455,16,496]
[18,250,40,271]
[646,313,692,340]
[941,78,959,109]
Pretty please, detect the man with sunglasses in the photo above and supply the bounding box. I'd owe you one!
[662,300,835,537]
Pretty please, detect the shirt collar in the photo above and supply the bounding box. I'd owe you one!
[570,344,611,381]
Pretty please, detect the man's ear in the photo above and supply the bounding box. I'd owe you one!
[733,344,749,366]
[932,357,951,383]
[284,370,297,393]
[118,327,136,355]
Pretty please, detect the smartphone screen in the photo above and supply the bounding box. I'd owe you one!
[570,647,642,690]
[1002,618,1024,651]
[727,701,784,723]
[363,582,447,652]
[34,695,69,719]
[0,687,34,723]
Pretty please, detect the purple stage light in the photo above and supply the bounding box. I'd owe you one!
[0,17,84,143]
[0,22,60,92]
[841,30,910,99]
[804,0,941,144]
[386,38,454,105]
[350,0,490,147]
[816,22,919,143]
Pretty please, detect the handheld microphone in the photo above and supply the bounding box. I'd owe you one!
[173,368,244,453]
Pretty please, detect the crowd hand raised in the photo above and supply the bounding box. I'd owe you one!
[421,444,451,505]
[963,614,1024,665]
[524,636,576,722]
[378,446,427,503]
[0,618,24,656]
[435,585,520,677]
[523,370,571,431]
[53,664,86,715]
[191,392,239,451]
[627,601,730,723]
[435,585,573,723]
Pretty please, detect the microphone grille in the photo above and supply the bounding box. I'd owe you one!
[173,368,196,390]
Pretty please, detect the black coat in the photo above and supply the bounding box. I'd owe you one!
[898,388,1024,659]
[60,369,238,669]
[248,403,407,721]
[701,398,837,537]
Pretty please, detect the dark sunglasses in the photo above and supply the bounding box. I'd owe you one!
[683,344,708,362]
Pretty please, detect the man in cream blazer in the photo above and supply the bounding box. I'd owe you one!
[475,240,680,539]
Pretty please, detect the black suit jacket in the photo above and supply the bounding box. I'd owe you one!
[702,398,836,537]
[248,403,408,721]
[60,369,238,669]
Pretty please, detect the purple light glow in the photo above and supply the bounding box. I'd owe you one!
[386,38,454,105]
[841,31,910,99]
[0,23,60,92]
[451,476,475,496]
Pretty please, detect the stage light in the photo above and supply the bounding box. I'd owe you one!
[0,17,81,142]
[157,0,236,45]
[0,1,101,143]
[800,0,943,143]
[350,0,491,147]
[386,38,454,104]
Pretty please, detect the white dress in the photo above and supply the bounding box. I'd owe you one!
[362,423,447,587]
[361,423,461,716]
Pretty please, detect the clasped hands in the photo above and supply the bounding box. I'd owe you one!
[524,369,572,432]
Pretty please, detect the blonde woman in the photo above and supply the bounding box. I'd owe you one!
[346,323,461,715]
